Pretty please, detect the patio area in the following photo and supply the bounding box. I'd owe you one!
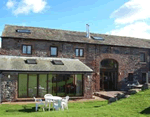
[2,95,105,105]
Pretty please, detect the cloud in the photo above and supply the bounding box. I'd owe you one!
[6,0,49,15]
[111,0,150,24]
[107,22,150,39]
[108,0,150,39]
[6,0,16,9]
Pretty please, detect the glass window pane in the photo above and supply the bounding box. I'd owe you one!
[66,75,75,96]
[51,47,57,56]
[75,74,83,96]
[140,53,145,62]
[27,46,31,54]
[28,74,37,97]
[39,74,47,97]
[48,73,53,94]
[22,45,26,53]
[57,75,66,96]
[80,49,83,56]
[75,49,79,56]
[52,74,57,96]
[18,74,27,98]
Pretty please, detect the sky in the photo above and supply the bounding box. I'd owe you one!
[1,0,150,47]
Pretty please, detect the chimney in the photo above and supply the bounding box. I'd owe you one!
[86,24,90,38]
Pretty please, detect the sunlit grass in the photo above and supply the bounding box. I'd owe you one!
[1,89,150,117]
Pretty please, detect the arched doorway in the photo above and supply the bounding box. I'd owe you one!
[100,59,118,91]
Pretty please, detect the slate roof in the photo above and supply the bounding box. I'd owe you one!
[0,55,93,72]
[2,24,150,49]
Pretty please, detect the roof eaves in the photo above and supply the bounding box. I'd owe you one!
[1,36,150,49]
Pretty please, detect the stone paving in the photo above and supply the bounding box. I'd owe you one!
[1,96,106,105]
[94,91,126,99]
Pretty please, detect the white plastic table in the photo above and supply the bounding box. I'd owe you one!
[45,96,62,100]
[45,96,62,111]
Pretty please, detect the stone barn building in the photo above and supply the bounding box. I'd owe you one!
[0,24,150,102]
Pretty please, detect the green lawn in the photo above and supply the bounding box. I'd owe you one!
[1,89,150,117]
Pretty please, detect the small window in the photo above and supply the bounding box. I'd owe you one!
[50,46,58,56]
[140,53,146,62]
[16,29,31,33]
[51,60,64,65]
[75,49,79,56]
[128,73,133,81]
[25,59,37,64]
[91,36,104,41]
[22,45,32,54]
[75,48,84,57]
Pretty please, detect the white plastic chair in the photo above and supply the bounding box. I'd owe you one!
[53,100,62,111]
[33,97,45,111]
[62,96,69,110]
[44,94,53,111]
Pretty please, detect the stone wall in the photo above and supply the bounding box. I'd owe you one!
[1,72,18,102]
[1,38,150,92]
[83,73,93,98]
[95,46,149,91]
[1,38,86,59]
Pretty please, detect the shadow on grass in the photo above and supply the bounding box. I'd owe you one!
[6,105,36,113]
[94,103,108,108]
[140,107,150,114]
[18,106,36,113]
[94,106,103,108]
[6,105,54,113]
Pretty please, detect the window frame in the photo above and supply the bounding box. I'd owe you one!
[22,44,32,55]
[140,52,146,62]
[75,48,84,57]
[50,46,58,57]
[18,73,84,98]
[16,29,31,34]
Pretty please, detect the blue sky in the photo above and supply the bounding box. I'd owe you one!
[1,0,150,46]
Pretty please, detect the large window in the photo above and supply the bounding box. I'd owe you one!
[22,45,32,54]
[18,74,27,98]
[39,74,47,97]
[140,53,146,62]
[50,46,58,56]
[28,74,37,97]
[75,48,84,57]
[75,74,83,96]
[18,74,83,98]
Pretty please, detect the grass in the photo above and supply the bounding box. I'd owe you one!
[1,89,150,117]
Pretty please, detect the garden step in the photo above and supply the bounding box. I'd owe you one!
[94,91,126,100]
